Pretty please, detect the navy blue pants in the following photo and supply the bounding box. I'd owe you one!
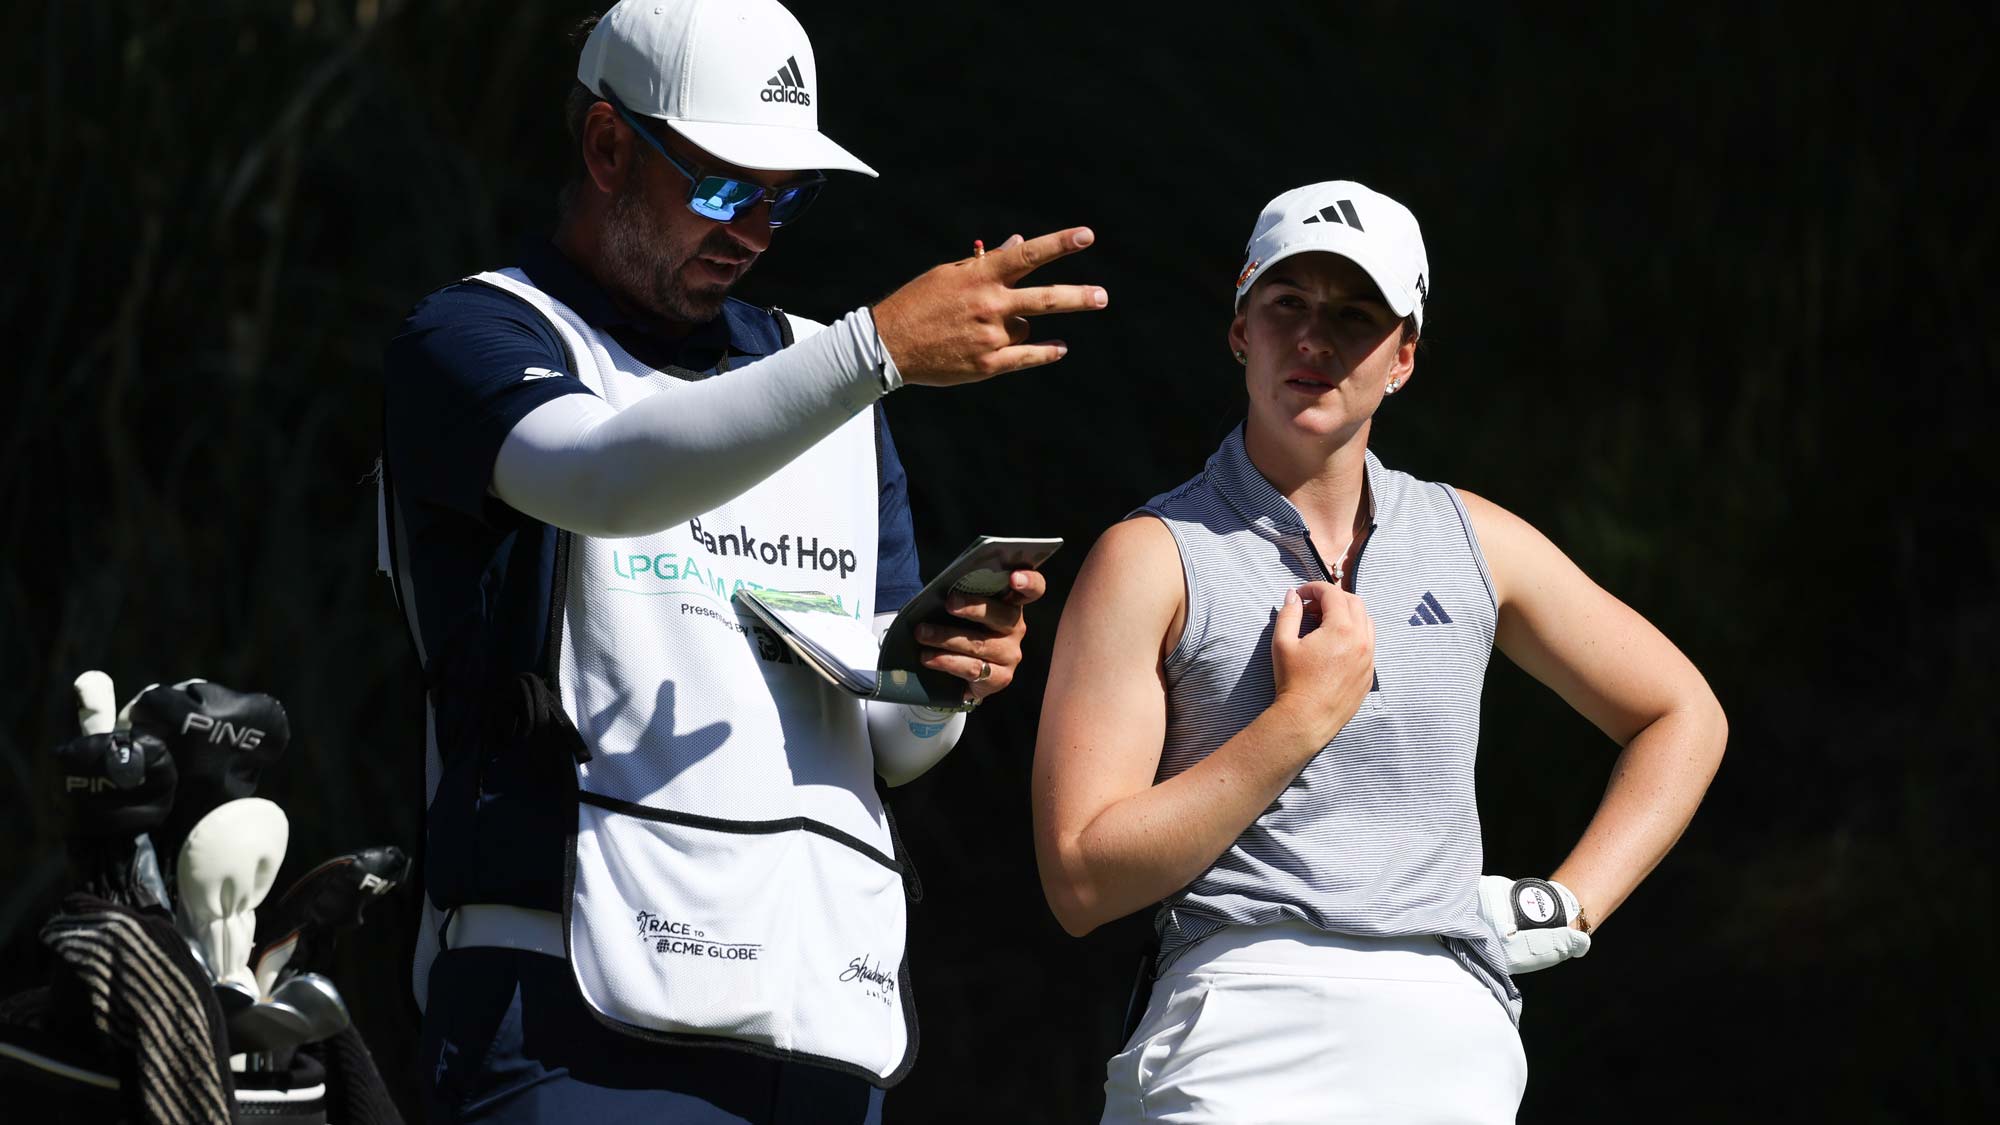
[420,948,886,1123]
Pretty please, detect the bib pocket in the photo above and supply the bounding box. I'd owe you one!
[567,797,913,1083]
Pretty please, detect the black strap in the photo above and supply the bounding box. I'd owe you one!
[1121,944,1159,1043]
[376,414,430,685]
[542,530,572,687]
[875,777,923,903]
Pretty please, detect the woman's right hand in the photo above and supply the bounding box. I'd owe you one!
[1270,582,1376,748]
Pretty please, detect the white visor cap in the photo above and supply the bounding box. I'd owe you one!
[578,0,877,177]
[1233,181,1428,330]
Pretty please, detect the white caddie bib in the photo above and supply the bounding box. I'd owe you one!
[472,270,913,1084]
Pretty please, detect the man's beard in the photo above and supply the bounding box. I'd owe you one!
[600,182,754,329]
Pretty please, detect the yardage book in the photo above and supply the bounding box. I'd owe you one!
[734,536,1062,709]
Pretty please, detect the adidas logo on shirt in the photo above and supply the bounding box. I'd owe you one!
[1408,592,1453,626]
[761,56,811,106]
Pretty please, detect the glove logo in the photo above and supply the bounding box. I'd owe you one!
[1515,884,1559,926]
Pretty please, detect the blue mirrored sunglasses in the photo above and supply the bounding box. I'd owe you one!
[602,90,825,227]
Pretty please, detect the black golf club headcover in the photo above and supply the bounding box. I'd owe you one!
[50,730,178,908]
[253,845,411,977]
[51,730,177,838]
[132,679,291,864]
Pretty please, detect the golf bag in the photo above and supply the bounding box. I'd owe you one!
[1,673,408,1124]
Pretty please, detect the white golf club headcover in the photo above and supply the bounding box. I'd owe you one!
[176,797,289,993]
[74,671,118,736]
[1478,874,1592,975]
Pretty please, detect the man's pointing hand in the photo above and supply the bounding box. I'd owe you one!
[872,227,1108,386]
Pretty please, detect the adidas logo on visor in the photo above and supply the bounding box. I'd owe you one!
[761,56,811,106]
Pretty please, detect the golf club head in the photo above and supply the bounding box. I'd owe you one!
[253,844,410,990]
[225,998,312,1054]
[184,933,214,982]
[176,797,288,993]
[130,679,290,870]
[214,978,258,1015]
[269,972,350,1044]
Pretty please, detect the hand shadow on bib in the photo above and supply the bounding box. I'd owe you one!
[577,679,733,795]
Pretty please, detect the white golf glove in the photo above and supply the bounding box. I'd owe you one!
[1478,875,1592,975]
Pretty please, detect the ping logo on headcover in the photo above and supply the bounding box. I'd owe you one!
[761,56,811,106]
[1300,200,1365,231]
[1408,591,1453,626]
[181,711,267,749]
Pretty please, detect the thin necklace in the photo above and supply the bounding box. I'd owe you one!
[1327,489,1372,586]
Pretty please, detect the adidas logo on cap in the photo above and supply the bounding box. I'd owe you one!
[577,0,876,176]
[1299,199,1366,231]
[761,55,811,106]
[1234,180,1430,330]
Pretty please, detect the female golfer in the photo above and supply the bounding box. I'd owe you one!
[1030,181,1727,1122]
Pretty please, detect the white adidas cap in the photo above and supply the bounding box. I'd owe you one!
[578,0,878,177]
[1233,181,1429,330]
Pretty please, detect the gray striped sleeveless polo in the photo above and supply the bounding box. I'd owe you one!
[1140,424,1519,1019]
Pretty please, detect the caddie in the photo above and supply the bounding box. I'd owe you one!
[378,2,1108,1120]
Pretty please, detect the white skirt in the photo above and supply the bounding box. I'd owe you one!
[1102,923,1526,1125]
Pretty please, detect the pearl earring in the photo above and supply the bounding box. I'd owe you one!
[1386,380,1400,394]
[1234,349,1247,365]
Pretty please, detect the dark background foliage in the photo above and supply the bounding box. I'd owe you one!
[3,1,1992,1120]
